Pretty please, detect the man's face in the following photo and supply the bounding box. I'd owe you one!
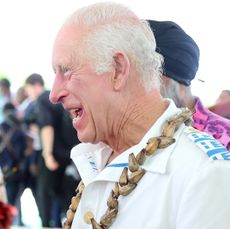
[0,86,8,96]
[25,84,36,100]
[25,84,41,101]
[50,25,113,144]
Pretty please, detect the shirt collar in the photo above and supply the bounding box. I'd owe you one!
[71,100,184,185]
[71,142,112,185]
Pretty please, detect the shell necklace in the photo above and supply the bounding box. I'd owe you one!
[63,108,193,229]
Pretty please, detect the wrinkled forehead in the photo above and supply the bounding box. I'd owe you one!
[55,23,83,43]
[52,24,86,66]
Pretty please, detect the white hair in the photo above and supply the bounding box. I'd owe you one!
[160,75,191,108]
[64,2,163,91]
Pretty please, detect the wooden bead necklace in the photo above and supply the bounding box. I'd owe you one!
[63,108,193,229]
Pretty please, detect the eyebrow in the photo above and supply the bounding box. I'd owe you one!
[53,64,69,74]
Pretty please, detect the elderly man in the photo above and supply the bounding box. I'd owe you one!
[148,20,230,151]
[49,2,230,229]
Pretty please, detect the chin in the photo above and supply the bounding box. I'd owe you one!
[77,132,97,144]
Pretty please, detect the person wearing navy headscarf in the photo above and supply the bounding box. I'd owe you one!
[148,20,230,150]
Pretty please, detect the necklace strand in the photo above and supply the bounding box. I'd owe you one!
[63,108,193,229]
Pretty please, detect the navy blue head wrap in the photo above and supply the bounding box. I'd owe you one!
[148,20,200,86]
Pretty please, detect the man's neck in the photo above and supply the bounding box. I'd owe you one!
[106,96,169,162]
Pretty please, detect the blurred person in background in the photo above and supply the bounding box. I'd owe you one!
[25,73,80,227]
[0,166,18,229]
[0,102,27,225]
[0,78,12,124]
[209,90,230,119]
[0,167,7,203]
[12,84,40,225]
[148,20,230,151]
[14,86,31,121]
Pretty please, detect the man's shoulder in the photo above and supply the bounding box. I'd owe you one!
[165,126,230,181]
[36,90,51,107]
[180,127,230,161]
[37,90,63,110]
[37,90,50,100]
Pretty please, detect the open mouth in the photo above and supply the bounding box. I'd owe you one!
[73,108,83,120]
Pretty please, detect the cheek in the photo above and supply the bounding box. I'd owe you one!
[68,77,98,98]
[67,78,82,96]
[68,75,110,115]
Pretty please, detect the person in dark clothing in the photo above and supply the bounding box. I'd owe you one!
[0,78,12,124]
[20,99,41,216]
[0,102,27,224]
[25,73,80,227]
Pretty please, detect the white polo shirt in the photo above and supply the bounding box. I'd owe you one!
[71,101,230,229]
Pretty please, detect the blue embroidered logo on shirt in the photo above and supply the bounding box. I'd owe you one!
[87,154,98,171]
[188,131,230,160]
[106,163,129,168]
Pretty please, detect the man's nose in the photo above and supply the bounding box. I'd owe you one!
[49,77,65,104]
[49,87,58,104]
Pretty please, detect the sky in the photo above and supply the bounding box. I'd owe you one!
[0,0,229,106]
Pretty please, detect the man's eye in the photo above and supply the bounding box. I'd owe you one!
[63,67,70,73]
[63,68,72,78]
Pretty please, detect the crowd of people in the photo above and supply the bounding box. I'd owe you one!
[1,2,230,229]
[0,75,81,227]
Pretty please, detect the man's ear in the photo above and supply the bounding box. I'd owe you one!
[112,52,130,91]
